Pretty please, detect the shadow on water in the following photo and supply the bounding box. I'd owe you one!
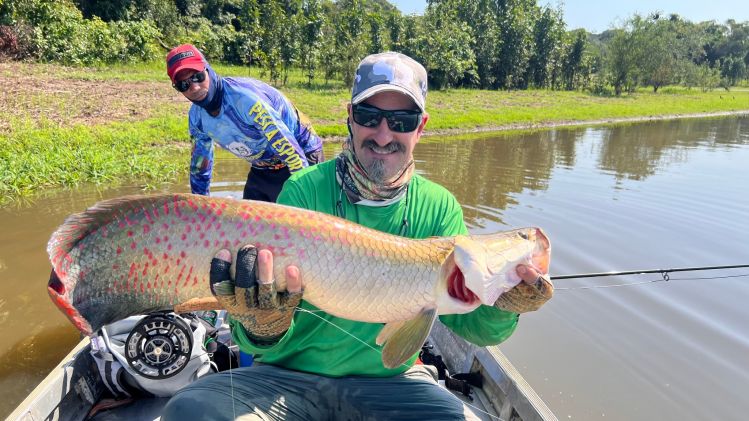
[0,326,80,416]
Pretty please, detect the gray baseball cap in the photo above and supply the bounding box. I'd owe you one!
[351,52,428,112]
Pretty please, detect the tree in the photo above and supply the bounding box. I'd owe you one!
[528,5,565,88]
[420,0,477,89]
[367,12,382,54]
[299,0,323,86]
[562,29,589,90]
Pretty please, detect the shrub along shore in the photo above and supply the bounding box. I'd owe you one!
[1,61,748,203]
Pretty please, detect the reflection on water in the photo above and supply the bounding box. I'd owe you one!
[0,117,747,419]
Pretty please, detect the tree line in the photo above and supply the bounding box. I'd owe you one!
[1,0,747,94]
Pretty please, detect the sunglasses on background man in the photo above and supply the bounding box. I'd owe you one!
[173,70,206,92]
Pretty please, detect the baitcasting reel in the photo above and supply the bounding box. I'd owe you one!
[124,313,193,380]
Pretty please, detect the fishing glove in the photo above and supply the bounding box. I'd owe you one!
[210,245,302,346]
[494,274,554,313]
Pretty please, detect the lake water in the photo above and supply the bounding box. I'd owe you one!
[1,116,747,420]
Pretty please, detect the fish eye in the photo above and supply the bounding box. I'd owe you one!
[518,231,529,240]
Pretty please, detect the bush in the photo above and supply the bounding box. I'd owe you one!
[0,24,36,59]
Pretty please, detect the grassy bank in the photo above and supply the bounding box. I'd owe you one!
[1,61,748,202]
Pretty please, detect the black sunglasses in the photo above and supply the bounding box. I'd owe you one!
[173,71,206,92]
[351,103,422,133]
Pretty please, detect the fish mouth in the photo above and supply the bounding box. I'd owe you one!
[446,265,479,304]
[47,269,92,335]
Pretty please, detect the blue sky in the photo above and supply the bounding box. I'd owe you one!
[389,1,749,33]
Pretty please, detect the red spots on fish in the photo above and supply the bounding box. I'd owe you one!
[220,231,225,237]
[128,263,137,279]
[185,267,194,287]
[180,251,187,259]
[112,264,120,270]
[164,264,171,274]
[143,224,151,235]
[199,213,207,223]
[181,233,187,241]
[242,213,250,220]
[163,236,169,243]
[144,210,155,224]
[199,233,205,240]
[223,240,231,248]
[167,244,173,251]
[155,237,161,244]
[296,249,307,260]
[124,215,134,226]
[236,222,244,230]
[186,225,192,234]
[142,263,148,277]
[214,240,219,247]
[234,239,241,247]
[127,231,134,237]
[140,283,145,293]
[204,240,210,248]
[162,223,169,230]
[163,253,169,260]
[274,234,281,241]
[119,221,126,229]
[143,247,151,257]
[216,209,223,216]
[130,241,136,250]
[47,286,92,335]
[116,247,122,255]
[151,259,158,266]
[254,216,261,222]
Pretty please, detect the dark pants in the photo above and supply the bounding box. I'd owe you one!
[242,167,291,202]
[161,364,479,420]
[243,149,325,202]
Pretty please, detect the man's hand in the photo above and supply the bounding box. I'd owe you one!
[494,265,554,313]
[210,245,303,345]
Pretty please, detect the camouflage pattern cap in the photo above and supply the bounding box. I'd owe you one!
[351,52,428,112]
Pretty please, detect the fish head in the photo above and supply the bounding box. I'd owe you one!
[446,228,551,308]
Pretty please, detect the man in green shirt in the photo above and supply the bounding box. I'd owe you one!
[163,52,550,420]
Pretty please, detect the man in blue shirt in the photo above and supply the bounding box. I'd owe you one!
[166,44,324,202]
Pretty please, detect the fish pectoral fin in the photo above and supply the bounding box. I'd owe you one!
[376,320,406,346]
[380,308,437,369]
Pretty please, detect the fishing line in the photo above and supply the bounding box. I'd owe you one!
[552,264,749,280]
[555,273,749,291]
[295,307,507,421]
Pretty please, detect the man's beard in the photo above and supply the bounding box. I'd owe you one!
[361,139,405,184]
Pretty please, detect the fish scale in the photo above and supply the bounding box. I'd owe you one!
[47,193,551,368]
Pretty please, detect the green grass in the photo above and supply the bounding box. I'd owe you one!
[2,61,748,203]
[0,117,185,199]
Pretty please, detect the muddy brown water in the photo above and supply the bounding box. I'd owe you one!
[1,117,748,420]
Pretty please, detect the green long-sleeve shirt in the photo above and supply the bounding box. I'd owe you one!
[231,160,518,377]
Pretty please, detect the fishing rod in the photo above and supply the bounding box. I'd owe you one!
[552,264,749,280]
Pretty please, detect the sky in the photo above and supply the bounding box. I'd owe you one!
[389,1,749,33]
